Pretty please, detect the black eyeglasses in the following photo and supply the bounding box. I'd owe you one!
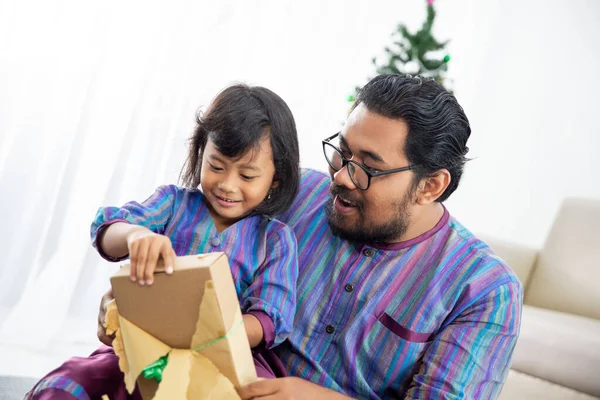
[322,132,416,190]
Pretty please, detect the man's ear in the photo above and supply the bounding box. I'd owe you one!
[415,169,451,205]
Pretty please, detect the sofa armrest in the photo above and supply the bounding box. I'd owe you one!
[510,305,600,397]
[499,370,600,400]
[478,234,538,290]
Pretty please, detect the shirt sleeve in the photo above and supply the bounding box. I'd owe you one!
[90,185,178,261]
[240,222,298,349]
[404,279,523,400]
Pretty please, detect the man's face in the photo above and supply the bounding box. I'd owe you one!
[325,104,418,244]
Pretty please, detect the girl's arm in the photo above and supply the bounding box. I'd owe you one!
[91,185,179,284]
[242,314,265,348]
[98,222,149,260]
[240,222,298,349]
[99,222,175,285]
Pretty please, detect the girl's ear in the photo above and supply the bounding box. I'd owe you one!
[271,174,280,189]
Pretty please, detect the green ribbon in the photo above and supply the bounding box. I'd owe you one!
[140,319,245,383]
[141,355,168,382]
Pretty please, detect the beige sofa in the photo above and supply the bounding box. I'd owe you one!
[484,198,600,399]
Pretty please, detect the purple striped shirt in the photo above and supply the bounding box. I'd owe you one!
[274,169,523,399]
[91,185,298,348]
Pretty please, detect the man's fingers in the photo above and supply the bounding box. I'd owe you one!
[238,379,279,400]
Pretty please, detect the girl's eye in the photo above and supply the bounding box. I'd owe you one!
[209,162,223,171]
[240,174,257,181]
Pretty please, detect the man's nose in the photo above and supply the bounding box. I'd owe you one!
[333,164,357,190]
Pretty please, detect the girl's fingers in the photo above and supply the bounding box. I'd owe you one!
[163,243,175,275]
[145,242,161,285]
[129,240,139,281]
[136,239,150,285]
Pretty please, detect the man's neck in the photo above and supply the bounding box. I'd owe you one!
[396,202,446,243]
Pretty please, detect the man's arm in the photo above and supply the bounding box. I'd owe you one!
[405,280,523,400]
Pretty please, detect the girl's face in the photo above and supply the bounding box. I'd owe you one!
[200,135,277,231]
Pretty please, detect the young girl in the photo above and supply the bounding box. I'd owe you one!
[28,84,299,399]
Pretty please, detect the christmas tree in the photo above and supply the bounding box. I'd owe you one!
[349,0,451,103]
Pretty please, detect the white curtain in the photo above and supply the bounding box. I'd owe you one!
[1,0,459,376]
[3,0,597,378]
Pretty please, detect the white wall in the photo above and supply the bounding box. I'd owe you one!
[443,0,600,248]
[3,0,597,250]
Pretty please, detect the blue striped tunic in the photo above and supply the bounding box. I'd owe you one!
[274,169,522,399]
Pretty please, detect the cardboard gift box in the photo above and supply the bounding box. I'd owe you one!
[106,252,257,399]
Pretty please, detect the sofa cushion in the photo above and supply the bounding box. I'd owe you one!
[525,198,600,320]
[499,370,599,400]
[510,305,600,397]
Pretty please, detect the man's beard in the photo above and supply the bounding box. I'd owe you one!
[325,183,413,244]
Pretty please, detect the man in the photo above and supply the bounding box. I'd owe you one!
[237,75,522,399]
[36,75,522,399]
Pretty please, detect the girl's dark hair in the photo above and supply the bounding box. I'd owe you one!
[180,84,300,216]
[353,74,471,202]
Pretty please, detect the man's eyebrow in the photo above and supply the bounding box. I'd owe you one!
[339,135,385,163]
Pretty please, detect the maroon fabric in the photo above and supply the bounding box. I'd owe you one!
[253,349,287,378]
[27,345,141,400]
[378,312,434,343]
[28,345,287,399]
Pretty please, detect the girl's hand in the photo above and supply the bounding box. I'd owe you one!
[97,289,115,346]
[126,227,175,285]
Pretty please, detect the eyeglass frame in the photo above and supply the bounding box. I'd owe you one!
[322,132,417,190]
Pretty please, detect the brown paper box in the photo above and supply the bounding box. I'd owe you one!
[110,252,257,399]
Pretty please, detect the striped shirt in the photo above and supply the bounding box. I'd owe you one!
[274,169,522,399]
[90,185,298,348]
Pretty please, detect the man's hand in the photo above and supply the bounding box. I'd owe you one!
[238,377,353,400]
[97,288,115,346]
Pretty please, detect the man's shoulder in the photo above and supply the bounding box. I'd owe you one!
[278,168,331,226]
[299,168,330,192]
[445,214,522,292]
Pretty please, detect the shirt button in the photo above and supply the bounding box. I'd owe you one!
[211,237,221,247]
[344,283,354,293]
[363,248,374,257]
[325,325,335,334]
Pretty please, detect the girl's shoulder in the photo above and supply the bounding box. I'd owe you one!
[260,215,297,245]
[148,185,209,216]
[154,184,205,201]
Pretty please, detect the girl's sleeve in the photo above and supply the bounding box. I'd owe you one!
[240,222,298,349]
[90,185,178,261]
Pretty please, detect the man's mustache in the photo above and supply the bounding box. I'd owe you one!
[330,182,363,209]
